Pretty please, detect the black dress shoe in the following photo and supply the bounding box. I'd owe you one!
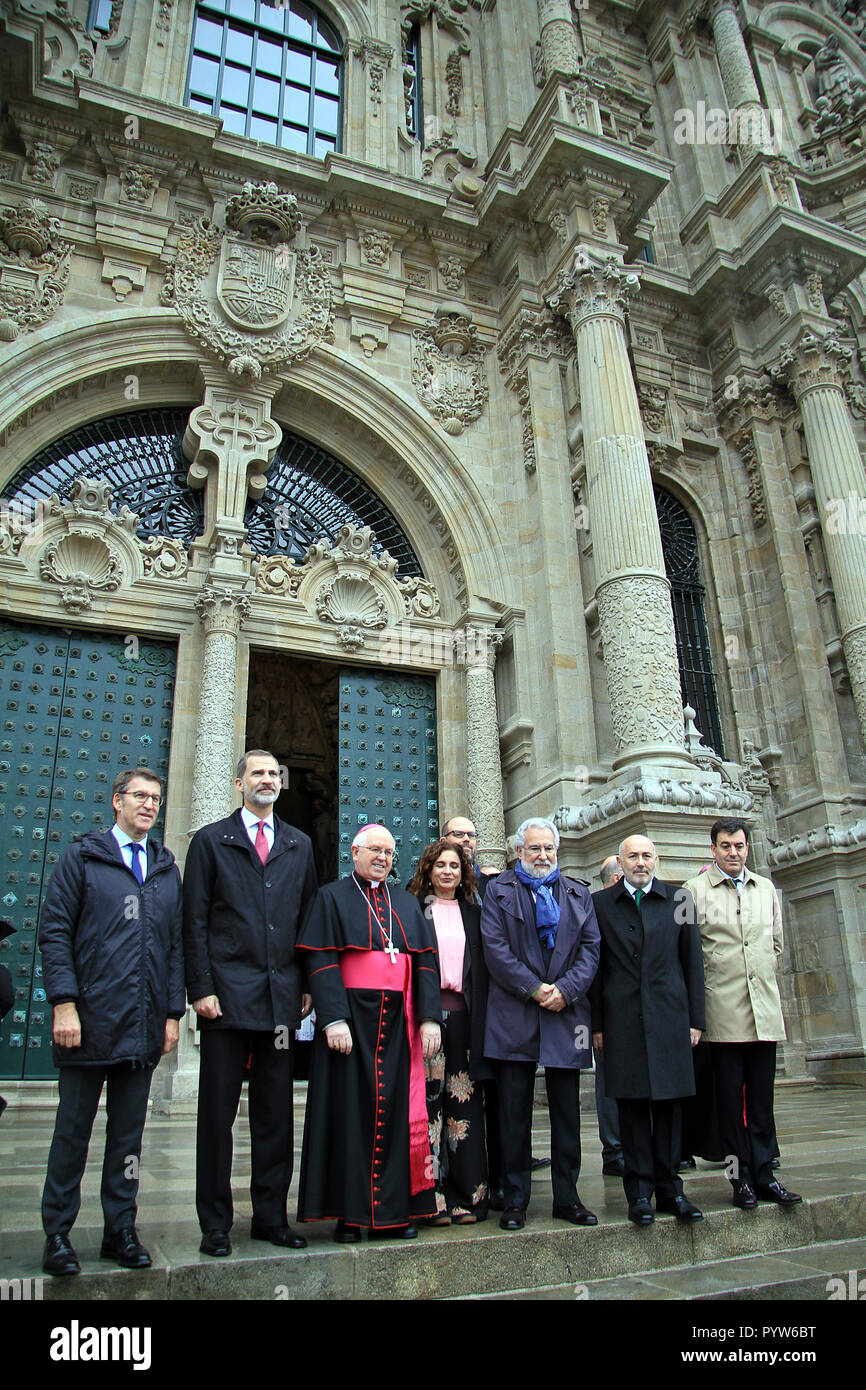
[755,1180,802,1207]
[100,1226,151,1268]
[499,1207,526,1230]
[250,1222,307,1249]
[656,1195,703,1222]
[334,1221,362,1244]
[552,1201,598,1226]
[678,1156,697,1171]
[530,1156,551,1171]
[627,1198,654,1225]
[602,1157,626,1177]
[373,1224,418,1239]
[43,1233,80,1276]
[199,1230,231,1257]
[488,1186,506,1212]
[731,1181,758,1209]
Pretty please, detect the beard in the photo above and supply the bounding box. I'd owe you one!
[246,783,279,808]
[522,859,555,879]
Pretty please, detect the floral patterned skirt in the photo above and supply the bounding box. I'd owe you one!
[424,1008,489,1220]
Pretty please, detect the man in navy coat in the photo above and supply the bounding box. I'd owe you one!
[481,817,600,1230]
[591,835,705,1226]
[183,749,318,1256]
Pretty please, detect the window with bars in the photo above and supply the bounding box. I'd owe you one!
[655,485,725,758]
[185,0,342,158]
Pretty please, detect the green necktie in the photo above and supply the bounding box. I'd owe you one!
[634,888,643,907]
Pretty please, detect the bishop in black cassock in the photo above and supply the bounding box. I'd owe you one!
[296,825,442,1240]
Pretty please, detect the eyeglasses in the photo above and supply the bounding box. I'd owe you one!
[525,843,556,854]
[360,846,394,859]
[124,791,161,806]
[448,830,477,840]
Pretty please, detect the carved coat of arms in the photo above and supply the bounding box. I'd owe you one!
[160,181,332,378]
[411,305,488,435]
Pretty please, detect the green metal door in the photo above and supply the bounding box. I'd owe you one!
[0,620,177,1080]
[337,668,439,884]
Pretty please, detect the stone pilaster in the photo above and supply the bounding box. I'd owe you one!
[775,332,866,748]
[549,250,692,780]
[459,625,507,868]
[537,0,580,80]
[189,586,252,834]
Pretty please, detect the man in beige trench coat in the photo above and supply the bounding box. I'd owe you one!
[684,818,801,1211]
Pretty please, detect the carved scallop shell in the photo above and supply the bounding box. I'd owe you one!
[315,575,388,629]
[41,533,121,590]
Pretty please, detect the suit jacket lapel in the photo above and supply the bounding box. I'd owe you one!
[548,882,576,979]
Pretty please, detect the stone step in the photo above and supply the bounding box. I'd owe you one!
[456,1235,866,1301]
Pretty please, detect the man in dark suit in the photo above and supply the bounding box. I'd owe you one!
[38,766,185,1275]
[591,835,705,1226]
[183,749,318,1257]
[481,817,600,1230]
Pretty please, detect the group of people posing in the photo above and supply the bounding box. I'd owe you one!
[36,749,800,1277]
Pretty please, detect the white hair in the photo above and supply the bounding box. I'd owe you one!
[513,818,560,849]
[351,823,392,849]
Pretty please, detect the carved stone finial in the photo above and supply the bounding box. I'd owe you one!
[224,182,302,243]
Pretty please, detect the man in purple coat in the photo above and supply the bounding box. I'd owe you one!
[481,818,600,1230]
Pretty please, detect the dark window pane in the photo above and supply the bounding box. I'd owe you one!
[194,16,224,55]
[314,93,338,135]
[229,0,255,18]
[315,55,338,94]
[253,73,280,115]
[190,54,220,96]
[289,0,312,43]
[258,0,287,32]
[250,113,278,141]
[256,37,283,75]
[283,84,309,124]
[221,63,250,104]
[280,124,308,153]
[286,48,311,85]
[224,25,252,64]
[219,105,248,134]
[314,134,335,158]
[200,0,227,10]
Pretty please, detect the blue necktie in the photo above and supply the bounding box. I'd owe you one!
[130,842,144,885]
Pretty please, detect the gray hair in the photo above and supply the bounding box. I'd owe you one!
[236,749,278,780]
[513,818,560,849]
[599,858,620,887]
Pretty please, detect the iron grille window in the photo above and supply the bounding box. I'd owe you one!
[655,485,725,757]
[2,409,423,575]
[402,24,422,141]
[185,0,342,158]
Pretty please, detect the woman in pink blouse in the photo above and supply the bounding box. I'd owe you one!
[408,839,491,1224]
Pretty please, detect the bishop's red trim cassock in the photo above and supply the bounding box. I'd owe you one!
[296,873,442,1230]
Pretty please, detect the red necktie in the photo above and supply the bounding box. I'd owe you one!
[255,820,269,865]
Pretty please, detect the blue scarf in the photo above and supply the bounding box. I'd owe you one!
[514,860,561,950]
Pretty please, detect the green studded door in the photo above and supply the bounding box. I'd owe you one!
[337,668,439,884]
[0,620,177,1080]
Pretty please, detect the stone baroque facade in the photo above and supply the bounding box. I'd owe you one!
[1,0,866,1099]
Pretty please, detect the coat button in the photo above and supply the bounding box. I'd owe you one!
[265,881,271,888]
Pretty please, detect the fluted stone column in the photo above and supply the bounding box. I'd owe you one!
[537,0,580,79]
[549,251,692,779]
[189,586,252,833]
[460,625,507,868]
[777,332,866,748]
[707,0,767,150]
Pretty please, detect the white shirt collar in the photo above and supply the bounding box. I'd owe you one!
[624,876,654,897]
[112,823,147,855]
[240,806,274,833]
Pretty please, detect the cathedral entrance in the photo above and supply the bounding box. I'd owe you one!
[245,652,440,887]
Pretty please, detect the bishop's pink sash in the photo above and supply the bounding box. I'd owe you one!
[340,951,433,1195]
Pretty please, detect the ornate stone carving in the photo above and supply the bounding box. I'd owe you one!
[497,306,571,382]
[160,185,333,378]
[550,209,568,246]
[766,285,789,320]
[590,197,609,235]
[252,554,304,598]
[730,431,767,528]
[0,198,72,340]
[596,573,686,752]
[445,49,463,118]
[194,584,252,632]
[806,273,825,311]
[26,141,60,187]
[461,624,506,866]
[439,255,465,292]
[156,0,173,32]
[359,230,393,266]
[639,384,668,434]
[564,79,589,124]
[120,163,157,205]
[315,574,389,651]
[771,331,849,400]
[40,532,123,613]
[556,775,754,833]
[548,249,640,337]
[513,371,536,473]
[706,0,762,112]
[767,818,866,867]
[412,305,488,434]
[139,535,189,580]
[355,37,394,105]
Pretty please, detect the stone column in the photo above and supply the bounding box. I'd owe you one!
[776,332,866,748]
[189,586,252,834]
[707,0,767,150]
[460,625,507,868]
[549,250,693,780]
[537,0,580,79]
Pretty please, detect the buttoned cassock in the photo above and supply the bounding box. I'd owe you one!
[682,865,785,1043]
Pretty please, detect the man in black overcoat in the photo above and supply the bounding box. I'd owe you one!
[590,835,705,1226]
[38,766,185,1276]
[183,749,318,1256]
